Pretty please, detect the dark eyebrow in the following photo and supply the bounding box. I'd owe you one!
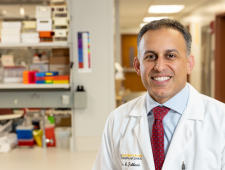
[144,49,180,55]
[165,49,180,55]
[144,50,157,55]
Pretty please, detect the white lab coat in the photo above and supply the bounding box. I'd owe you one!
[92,83,225,170]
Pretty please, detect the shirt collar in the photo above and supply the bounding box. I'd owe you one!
[146,84,189,115]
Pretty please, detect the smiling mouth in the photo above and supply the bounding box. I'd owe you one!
[151,76,171,82]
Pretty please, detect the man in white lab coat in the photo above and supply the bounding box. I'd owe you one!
[92,19,225,170]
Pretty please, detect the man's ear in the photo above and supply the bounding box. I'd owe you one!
[187,55,195,75]
[133,57,141,76]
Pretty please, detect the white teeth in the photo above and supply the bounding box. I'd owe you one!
[153,77,170,81]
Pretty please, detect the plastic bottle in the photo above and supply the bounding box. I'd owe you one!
[32,54,40,63]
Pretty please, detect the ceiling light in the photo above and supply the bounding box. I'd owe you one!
[148,5,185,13]
[2,10,6,15]
[143,17,169,22]
[20,7,25,16]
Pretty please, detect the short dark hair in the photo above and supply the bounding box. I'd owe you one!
[137,19,192,58]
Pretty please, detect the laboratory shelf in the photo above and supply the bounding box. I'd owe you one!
[0,42,70,48]
[0,112,23,120]
[0,83,70,89]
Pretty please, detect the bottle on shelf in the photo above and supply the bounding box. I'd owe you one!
[32,53,40,63]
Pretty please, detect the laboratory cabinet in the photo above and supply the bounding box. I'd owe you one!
[0,91,74,108]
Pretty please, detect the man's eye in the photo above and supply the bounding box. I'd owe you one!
[168,54,175,58]
[146,55,156,59]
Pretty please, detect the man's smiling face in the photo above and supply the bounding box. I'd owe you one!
[134,28,194,104]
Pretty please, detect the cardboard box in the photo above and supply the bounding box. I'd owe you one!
[1,55,14,66]
[49,56,69,65]
[49,64,70,75]
[52,48,69,56]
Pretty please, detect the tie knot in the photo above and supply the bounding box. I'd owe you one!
[152,106,170,120]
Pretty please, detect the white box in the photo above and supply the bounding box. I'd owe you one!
[21,33,39,38]
[36,19,52,31]
[22,38,40,43]
[54,30,68,37]
[1,36,20,43]
[53,18,68,26]
[1,29,20,36]
[2,22,21,29]
[22,21,36,29]
[36,6,51,18]
[4,77,23,83]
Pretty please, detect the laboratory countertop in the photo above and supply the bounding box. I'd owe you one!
[0,147,97,170]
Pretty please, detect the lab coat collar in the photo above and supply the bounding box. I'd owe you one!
[129,83,204,121]
[128,95,147,117]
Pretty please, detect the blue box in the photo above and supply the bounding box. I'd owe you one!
[16,126,33,139]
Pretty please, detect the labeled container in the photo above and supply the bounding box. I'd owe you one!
[36,19,52,31]
[54,30,67,37]
[55,127,71,149]
[35,6,51,18]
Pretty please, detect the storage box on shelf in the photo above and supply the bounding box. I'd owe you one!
[22,21,39,43]
[39,31,54,42]
[1,22,21,43]
[22,21,37,32]
[51,2,69,42]
[4,66,26,83]
[50,48,70,75]
[36,6,53,42]
[35,6,51,18]
[21,33,40,43]
[36,19,52,31]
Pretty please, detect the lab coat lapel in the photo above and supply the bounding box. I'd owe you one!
[162,83,204,170]
[131,94,155,170]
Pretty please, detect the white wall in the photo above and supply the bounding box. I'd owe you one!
[72,0,115,151]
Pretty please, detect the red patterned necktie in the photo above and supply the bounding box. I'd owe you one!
[151,106,170,170]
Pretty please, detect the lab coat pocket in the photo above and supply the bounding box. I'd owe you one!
[120,151,143,170]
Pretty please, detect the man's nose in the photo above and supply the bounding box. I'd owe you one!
[154,57,166,72]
